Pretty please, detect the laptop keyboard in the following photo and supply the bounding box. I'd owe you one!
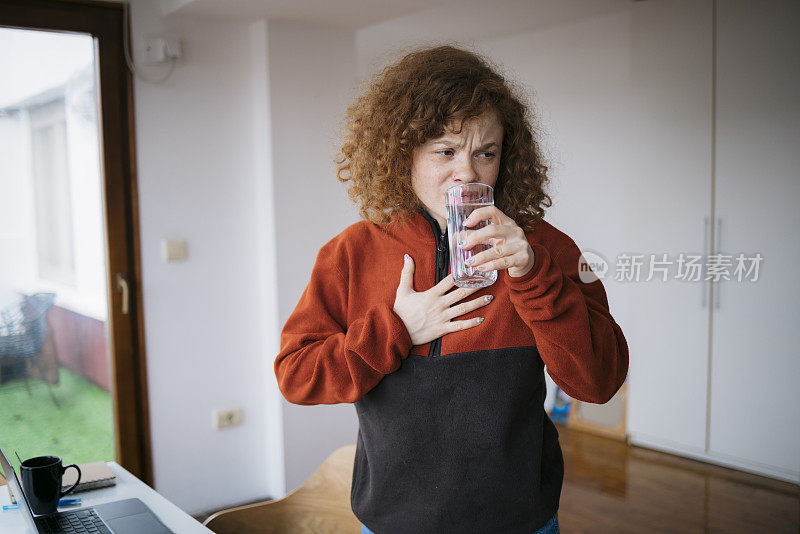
[34,508,112,533]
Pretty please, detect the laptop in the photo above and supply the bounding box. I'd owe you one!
[0,444,173,534]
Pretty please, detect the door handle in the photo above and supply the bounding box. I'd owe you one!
[714,217,721,309]
[116,273,130,315]
[702,217,709,308]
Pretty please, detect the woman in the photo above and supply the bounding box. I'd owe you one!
[275,46,628,534]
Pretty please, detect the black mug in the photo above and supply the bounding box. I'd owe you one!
[20,456,81,515]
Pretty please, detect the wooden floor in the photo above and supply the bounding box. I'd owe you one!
[557,424,800,533]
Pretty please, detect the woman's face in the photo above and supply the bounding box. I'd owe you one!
[411,110,504,230]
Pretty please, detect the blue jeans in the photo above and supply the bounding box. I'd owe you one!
[361,512,559,534]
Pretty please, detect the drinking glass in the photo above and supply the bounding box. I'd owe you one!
[445,183,497,288]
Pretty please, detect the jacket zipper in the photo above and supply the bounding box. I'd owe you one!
[421,211,449,358]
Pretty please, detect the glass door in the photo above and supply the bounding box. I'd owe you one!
[0,27,114,466]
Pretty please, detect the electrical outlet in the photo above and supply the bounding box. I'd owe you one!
[213,408,243,430]
[143,35,183,64]
[144,37,167,64]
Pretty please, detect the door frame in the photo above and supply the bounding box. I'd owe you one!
[0,0,152,485]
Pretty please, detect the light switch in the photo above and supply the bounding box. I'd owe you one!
[161,239,188,262]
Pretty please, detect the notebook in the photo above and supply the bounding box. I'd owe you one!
[62,462,116,493]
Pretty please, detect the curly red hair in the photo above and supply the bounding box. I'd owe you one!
[336,45,552,231]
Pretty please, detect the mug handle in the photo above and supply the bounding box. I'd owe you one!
[60,464,82,498]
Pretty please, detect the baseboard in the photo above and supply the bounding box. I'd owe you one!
[630,433,799,485]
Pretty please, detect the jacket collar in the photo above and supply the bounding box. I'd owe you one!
[384,209,443,246]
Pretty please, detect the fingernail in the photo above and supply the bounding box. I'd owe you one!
[484,295,493,302]
[476,317,484,324]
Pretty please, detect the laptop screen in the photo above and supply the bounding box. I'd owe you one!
[0,443,39,531]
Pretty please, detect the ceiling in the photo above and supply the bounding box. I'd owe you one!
[162,0,463,30]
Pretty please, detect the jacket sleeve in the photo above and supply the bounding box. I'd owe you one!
[274,239,413,405]
[504,236,629,404]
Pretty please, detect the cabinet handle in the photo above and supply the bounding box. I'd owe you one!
[714,218,721,309]
[116,273,130,315]
[702,217,709,307]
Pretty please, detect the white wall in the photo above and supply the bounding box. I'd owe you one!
[247,18,286,503]
[265,20,361,493]
[266,21,359,334]
[356,0,630,78]
[128,0,282,513]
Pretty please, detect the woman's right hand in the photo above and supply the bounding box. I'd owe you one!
[393,254,492,346]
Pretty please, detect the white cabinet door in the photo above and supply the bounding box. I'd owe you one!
[710,0,800,482]
[627,0,714,453]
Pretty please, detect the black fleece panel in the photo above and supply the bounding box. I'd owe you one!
[351,346,563,534]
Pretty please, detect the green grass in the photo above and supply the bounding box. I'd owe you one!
[0,367,114,467]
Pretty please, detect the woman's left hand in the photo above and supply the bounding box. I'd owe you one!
[460,205,535,278]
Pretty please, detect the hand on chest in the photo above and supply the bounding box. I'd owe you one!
[348,249,536,357]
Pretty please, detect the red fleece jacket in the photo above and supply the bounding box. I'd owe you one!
[275,212,628,405]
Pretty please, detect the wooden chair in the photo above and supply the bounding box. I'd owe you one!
[203,445,361,534]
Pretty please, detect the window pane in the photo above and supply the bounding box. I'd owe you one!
[0,27,114,468]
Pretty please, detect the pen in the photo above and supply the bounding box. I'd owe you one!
[3,498,81,511]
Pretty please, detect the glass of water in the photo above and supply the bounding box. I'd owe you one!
[445,183,498,288]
